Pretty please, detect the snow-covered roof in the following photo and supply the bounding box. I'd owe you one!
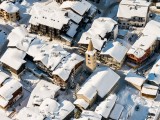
[125,72,146,87]
[60,0,91,16]
[0,1,19,13]
[120,0,151,7]
[95,94,117,119]
[67,10,82,24]
[81,67,120,98]
[147,57,160,85]
[56,100,75,120]
[0,79,22,108]
[53,53,84,81]
[109,104,124,120]
[7,26,35,52]
[66,21,78,38]
[16,107,45,120]
[127,34,157,58]
[101,41,128,63]
[77,84,97,101]
[27,80,60,107]
[142,20,160,37]
[0,48,26,71]
[29,2,70,30]
[28,40,70,72]
[141,83,158,96]
[74,99,89,109]
[0,71,10,85]
[79,110,102,120]
[117,3,149,19]
[39,98,60,116]
[78,17,117,51]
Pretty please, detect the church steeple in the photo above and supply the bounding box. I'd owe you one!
[85,40,97,73]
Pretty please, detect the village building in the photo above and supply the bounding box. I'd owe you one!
[85,40,97,73]
[117,0,151,29]
[78,17,118,56]
[95,94,117,119]
[75,110,102,120]
[147,56,160,86]
[27,80,60,107]
[74,67,120,110]
[125,72,146,90]
[100,41,128,69]
[0,79,23,110]
[52,53,84,89]
[127,20,160,67]
[29,0,94,46]
[27,38,84,89]
[141,83,158,99]
[0,1,20,22]
[0,48,26,75]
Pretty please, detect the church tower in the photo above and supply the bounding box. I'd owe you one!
[85,40,97,73]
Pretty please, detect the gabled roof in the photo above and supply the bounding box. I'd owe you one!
[101,41,128,63]
[78,17,117,51]
[95,94,117,119]
[7,26,35,52]
[0,48,26,71]
[60,0,91,16]
[127,35,157,58]
[0,79,22,108]
[79,67,120,98]
[52,53,84,81]
[29,2,70,30]
[0,1,19,13]
[27,80,60,107]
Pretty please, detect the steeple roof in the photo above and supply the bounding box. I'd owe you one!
[87,40,94,51]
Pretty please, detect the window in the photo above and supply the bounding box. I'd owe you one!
[88,55,90,57]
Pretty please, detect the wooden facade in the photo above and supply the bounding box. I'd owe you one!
[127,41,157,65]
[100,55,124,70]
[0,9,20,22]
[53,61,83,89]
[0,87,23,110]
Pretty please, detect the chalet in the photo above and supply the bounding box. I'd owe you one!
[52,53,84,89]
[95,94,117,119]
[27,38,84,89]
[29,0,94,46]
[0,48,26,75]
[100,41,128,69]
[74,67,120,110]
[147,56,160,86]
[78,17,118,56]
[127,20,160,66]
[117,0,151,29]
[0,79,23,110]
[141,83,158,99]
[125,72,146,90]
[7,26,35,52]
[0,1,20,22]
[27,80,60,107]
